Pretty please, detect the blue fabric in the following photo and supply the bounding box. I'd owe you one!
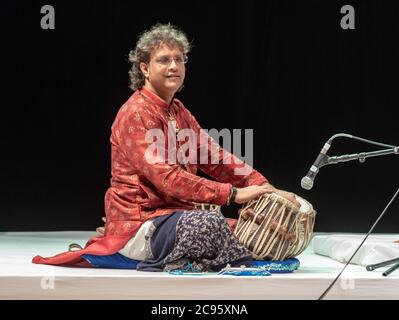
[82,253,140,269]
[167,262,272,276]
[82,253,299,274]
[167,259,299,275]
[249,258,300,273]
[217,268,272,276]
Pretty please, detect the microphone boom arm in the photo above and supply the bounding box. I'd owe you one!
[301,134,397,191]
[327,146,399,165]
[328,133,397,149]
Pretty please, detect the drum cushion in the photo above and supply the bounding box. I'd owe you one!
[250,258,300,273]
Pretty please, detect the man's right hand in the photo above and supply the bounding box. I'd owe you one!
[234,185,275,204]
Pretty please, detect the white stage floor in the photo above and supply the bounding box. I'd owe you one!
[0,231,398,300]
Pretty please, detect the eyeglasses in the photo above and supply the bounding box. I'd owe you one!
[154,55,188,66]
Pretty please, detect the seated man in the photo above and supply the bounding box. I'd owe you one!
[33,23,299,271]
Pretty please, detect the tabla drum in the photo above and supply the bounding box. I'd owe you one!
[234,192,316,261]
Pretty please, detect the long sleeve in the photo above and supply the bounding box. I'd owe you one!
[118,108,232,206]
[180,104,269,188]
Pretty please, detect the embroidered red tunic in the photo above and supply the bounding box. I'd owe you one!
[32,87,268,266]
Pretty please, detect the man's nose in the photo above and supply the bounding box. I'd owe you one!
[168,59,178,70]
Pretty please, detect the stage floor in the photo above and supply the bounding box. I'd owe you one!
[0,231,398,300]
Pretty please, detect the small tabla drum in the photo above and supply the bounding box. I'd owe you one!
[234,193,316,261]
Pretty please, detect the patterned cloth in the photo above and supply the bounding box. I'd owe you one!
[161,210,253,272]
[136,212,184,271]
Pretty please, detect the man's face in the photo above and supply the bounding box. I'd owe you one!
[142,44,186,100]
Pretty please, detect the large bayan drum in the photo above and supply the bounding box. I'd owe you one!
[234,193,316,261]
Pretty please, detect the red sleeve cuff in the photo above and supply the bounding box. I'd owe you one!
[214,183,232,206]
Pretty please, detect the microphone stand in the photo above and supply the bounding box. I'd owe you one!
[366,257,399,277]
[327,146,399,166]
[310,134,399,299]
[320,144,399,278]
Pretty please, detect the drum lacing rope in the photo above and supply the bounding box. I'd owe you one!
[242,195,276,247]
[257,202,287,259]
[250,196,279,257]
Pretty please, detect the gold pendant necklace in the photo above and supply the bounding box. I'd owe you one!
[166,108,180,135]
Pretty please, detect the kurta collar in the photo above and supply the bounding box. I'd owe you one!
[139,86,175,110]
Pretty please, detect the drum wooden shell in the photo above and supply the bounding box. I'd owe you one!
[234,193,316,261]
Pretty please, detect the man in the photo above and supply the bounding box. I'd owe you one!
[33,23,299,270]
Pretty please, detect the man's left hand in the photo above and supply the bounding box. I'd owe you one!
[261,183,301,208]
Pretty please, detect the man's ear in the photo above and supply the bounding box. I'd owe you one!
[140,62,149,78]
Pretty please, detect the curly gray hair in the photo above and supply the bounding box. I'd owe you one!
[128,23,192,91]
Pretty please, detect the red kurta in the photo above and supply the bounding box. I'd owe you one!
[33,87,268,266]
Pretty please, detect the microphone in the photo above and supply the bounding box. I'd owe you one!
[301,141,332,190]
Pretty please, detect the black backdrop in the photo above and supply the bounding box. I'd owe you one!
[1,0,398,232]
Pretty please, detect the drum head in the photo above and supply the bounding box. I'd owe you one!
[295,195,312,214]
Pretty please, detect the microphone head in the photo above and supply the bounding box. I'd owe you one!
[301,176,313,190]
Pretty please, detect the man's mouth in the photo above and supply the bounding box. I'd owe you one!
[166,75,180,78]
